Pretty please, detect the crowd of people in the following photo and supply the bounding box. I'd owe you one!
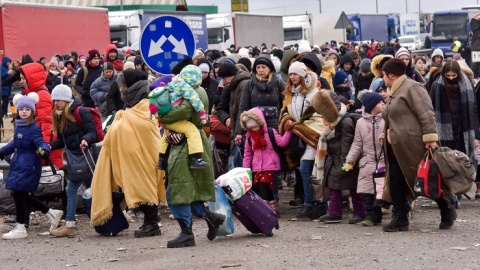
[0,38,479,246]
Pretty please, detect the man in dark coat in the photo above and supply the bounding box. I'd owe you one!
[196,58,219,113]
[75,49,103,108]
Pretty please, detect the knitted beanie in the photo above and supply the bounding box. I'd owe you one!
[238,58,252,72]
[121,69,148,88]
[112,59,124,72]
[362,92,384,114]
[123,61,135,70]
[14,93,39,113]
[51,84,73,102]
[288,61,307,77]
[88,49,100,60]
[103,62,114,71]
[217,62,238,78]
[252,54,275,73]
[382,58,407,76]
[395,47,410,59]
[359,58,372,73]
[333,69,348,85]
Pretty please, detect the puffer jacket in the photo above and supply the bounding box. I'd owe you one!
[49,97,97,152]
[324,115,359,190]
[236,73,285,135]
[346,113,385,194]
[19,63,63,169]
[74,61,103,107]
[45,71,66,93]
[2,121,49,192]
[90,71,118,115]
[241,107,291,172]
[1,56,12,97]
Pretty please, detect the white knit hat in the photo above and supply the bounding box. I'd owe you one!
[288,61,307,78]
[51,84,73,102]
[395,47,410,59]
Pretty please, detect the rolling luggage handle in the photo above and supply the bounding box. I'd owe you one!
[81,148,96,175]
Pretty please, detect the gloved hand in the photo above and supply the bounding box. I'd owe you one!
[38,147,50,159]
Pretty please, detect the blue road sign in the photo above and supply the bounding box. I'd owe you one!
[140,15,196,74]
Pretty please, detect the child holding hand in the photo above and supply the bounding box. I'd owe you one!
[241,107,292,214]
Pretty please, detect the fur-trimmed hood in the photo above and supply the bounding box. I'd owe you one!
[295,71,318,95]
[311,89,341,123]
[240,107,265,130]
[371,54,393,78]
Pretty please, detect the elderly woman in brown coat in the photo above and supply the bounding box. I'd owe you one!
[381,58,456,232]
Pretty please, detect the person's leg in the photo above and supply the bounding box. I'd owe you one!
[319,189,343,223]
[349,189,365,224]
[51,180,81,237]
[296,160,314,218]
[134,204,161,238]
[2,191,28,239]
[191,201,226,241]
[436,195,456,230]
[165,121,204,154]
[167,186,195,248]
[383,156,409,232]
[27,195,63,230]
[289,169,304,206]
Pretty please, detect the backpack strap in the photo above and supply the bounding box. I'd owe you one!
[82,66,88,87]
[73,106,83,125]
[268,127,279,152]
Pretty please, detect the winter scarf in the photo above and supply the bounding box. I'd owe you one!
[121,80,149,107]
[312,103,347,181]
[433,74,476,161]
[250,129,267,150]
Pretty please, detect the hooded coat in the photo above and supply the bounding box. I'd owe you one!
[321,60,336,90]
[241,108,291,172]
[196,58,219,113]
[90,70,118,116]
[74,59,103,108]
[1,57,12,97]
[279,50,299,82]
[19,63,63,169]
[346,113,385,194]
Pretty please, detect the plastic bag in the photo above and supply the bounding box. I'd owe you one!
[216,167,252,200]
[208,184,234,236]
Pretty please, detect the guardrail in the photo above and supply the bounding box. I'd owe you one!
[410,49,431,58]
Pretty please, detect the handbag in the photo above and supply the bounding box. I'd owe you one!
[311,176,329,202]
[433,146,476,195]
[65,148,95,183]
[35,159,65,198]
[413,149,443,200]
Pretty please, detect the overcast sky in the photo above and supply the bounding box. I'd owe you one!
[187,0,480,15]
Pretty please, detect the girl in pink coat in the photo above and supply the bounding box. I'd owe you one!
[241,107,292,213]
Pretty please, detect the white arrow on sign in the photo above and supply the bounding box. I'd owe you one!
[167,35,188,55]
[148,35,167,57]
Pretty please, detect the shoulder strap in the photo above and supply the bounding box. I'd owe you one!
[73,106,83,125]
[268,127,279,152]
[372,117,384,171]
[82,66,88,86]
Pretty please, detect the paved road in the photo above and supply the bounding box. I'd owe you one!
[0,186,479,270]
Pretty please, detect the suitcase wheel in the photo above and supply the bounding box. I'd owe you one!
[266,231,273,237]
[275,222,279,230]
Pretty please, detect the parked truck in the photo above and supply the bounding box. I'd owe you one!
[283,13,346,47]
[207,13,284,51]
[347,14,389,42]
[109,9,208,51]
[0,2,110,60]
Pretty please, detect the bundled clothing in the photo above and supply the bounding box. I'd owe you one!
[74,60,103,108]
[90,70,118,116]
[45,70,66,93]
[321,60,336,90]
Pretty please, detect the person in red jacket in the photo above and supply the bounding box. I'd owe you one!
[19,63,63,170]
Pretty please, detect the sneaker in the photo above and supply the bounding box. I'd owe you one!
[348,216,365,224]
[50,221,76,237]
[360,219,375,226]
[46,209,63,231]
[2,224,27,239]
[319,214,343,223]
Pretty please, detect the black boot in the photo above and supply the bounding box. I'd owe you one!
[295,205,313,218]
[134,205,161,238]
[167,219,195,248]
[382,211,409,232]
[205,209,226,241]
[309,203,328,219]
[437,197,456,230]
[189,153,210,169]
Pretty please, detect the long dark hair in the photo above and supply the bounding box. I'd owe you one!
[441,60,462,109]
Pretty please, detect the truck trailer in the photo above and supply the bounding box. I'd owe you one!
[207,13,284,51]
[283,14,346,47]
[347,14,389,42]
[0,2,110,60]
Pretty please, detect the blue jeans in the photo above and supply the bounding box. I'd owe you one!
[66,180,90,222]
[300,160,314,206]
[166,186,206,227]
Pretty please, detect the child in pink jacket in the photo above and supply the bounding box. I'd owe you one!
[241,107,292,213]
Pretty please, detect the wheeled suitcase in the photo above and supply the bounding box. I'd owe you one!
[231,190,279,236]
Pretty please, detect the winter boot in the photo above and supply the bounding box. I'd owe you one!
[2,223,28,240]
[46,209,64,231]
[437,197,457,230]
[295,205,314,219]
[382,211,409,232]
[134,205,161,238]
[189,153,210,169]
[268,200,280,217]
[204,209,226,241]
[288,198,304,206]
[309,204,328,219]
[167,219,195,248]
[50,221,76,237]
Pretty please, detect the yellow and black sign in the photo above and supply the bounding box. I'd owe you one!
[231,0,248,12]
